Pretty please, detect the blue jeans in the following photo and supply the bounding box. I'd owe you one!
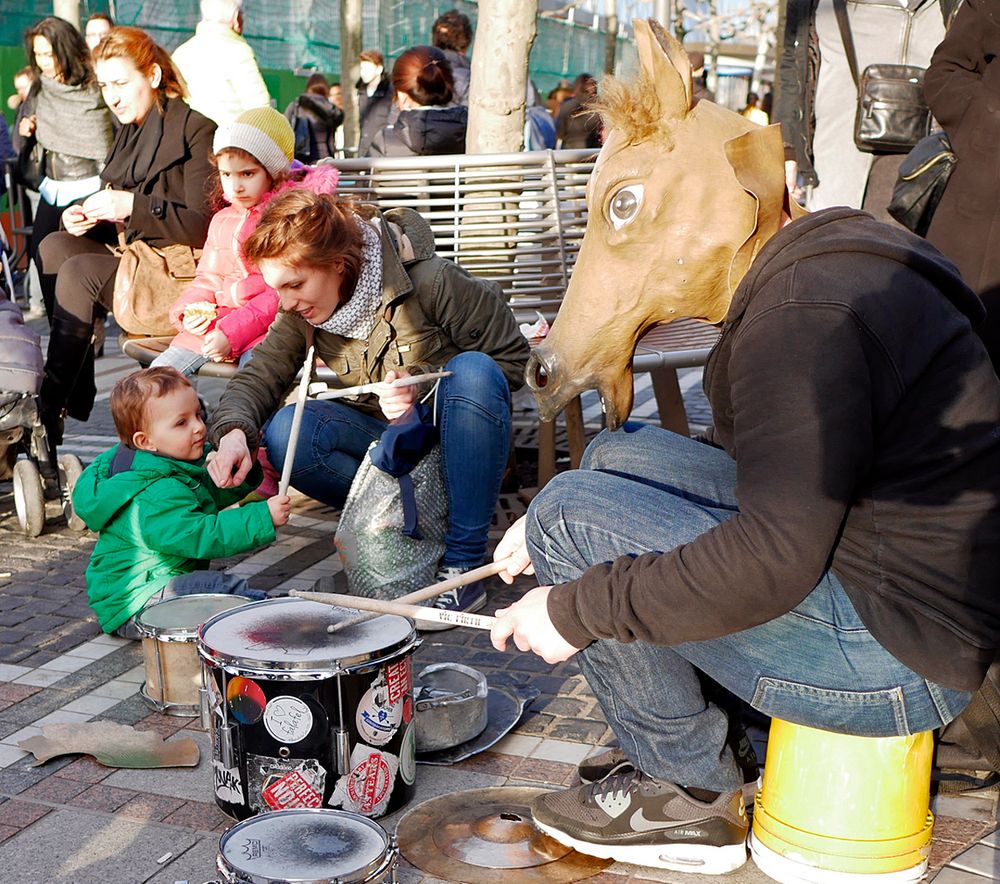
[151,345,255,377]
[114,570,266,639]
[264,351,511,569]
[527,426,972,792]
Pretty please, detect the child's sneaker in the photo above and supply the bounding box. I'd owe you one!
[417,565,488,632]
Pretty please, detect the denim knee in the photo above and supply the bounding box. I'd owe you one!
[580,425,655,471]
[441,352,511,419]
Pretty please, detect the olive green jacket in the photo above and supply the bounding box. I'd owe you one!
[210,207,530,448]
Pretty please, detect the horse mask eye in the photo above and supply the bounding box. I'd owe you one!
[608,184,644,230]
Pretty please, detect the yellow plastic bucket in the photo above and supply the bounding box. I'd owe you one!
[750,719,934,883]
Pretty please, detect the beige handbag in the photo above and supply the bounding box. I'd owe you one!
[113,240,201,336]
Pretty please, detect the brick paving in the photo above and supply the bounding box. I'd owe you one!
[0,314,993,882]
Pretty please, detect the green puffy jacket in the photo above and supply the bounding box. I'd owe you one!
[72,444,273,633]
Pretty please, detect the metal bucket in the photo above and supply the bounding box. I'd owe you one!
[414,663,488,753]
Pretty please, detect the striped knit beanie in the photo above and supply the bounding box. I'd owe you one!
[213,106,295,176]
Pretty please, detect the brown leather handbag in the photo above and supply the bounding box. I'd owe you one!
[113,240,201,337]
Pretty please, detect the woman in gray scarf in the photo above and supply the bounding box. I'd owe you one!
[22,16,113,320]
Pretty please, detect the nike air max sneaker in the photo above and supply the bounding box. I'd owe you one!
[531,769,749,874]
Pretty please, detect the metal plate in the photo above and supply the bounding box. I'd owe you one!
[198,598,416,676]
[397,786,612,882]
[136,593,251,640]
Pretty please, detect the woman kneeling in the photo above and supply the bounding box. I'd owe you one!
[208,191,530,618]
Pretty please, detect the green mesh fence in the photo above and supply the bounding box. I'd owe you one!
[2,0,635,97]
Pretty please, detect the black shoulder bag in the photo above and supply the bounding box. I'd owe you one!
[833,0,933,154]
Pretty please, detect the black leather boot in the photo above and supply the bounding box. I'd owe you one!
[39,312,96,449]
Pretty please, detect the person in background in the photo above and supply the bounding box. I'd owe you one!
[329,82,345,155]
[742,91,769,125]
[775,0,952,220]
[9,67,44,320]
[545,80,572,119]
[22,16,114,321]
[356,49,394,156]
[171,0,269,126]
[525,80,556,150]
[555,74,600,149]
[366,46,467,157]
[431,9,473,106]
[7,66,35,113]
[923,0,1000,372]
[686,51,715,104]
[284,73,344,163]
[84,13,114,52]
[37,26,216,461]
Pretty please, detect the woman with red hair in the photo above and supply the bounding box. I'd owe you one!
[37,26,216,460]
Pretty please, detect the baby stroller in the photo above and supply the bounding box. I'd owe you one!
[0,246,85,536]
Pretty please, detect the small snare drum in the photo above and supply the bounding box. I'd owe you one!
[136,594,251,716]
[198,598,419,821]
[217,808,397,884]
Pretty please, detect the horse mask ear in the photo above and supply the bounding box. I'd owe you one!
[634,18,693,119]
[724,124,788,291]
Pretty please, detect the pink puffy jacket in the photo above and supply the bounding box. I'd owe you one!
[168,165,340,357]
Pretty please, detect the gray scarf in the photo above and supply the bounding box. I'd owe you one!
[313,220,384,340]
[35,77,113,162]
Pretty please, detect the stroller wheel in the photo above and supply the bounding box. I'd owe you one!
[58,454,86,532]
[13,460,46,537]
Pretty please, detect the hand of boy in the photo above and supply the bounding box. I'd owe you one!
[267,494,291,527]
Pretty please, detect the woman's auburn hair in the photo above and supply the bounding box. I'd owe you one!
[243,190,366,306]
[92,26,186,101]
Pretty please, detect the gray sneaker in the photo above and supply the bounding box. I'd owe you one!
[531,769,749,874]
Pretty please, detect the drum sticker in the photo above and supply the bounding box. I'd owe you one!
[357,662,409,746]
[228,675,267,725]
[213,759,244,805]
[399,723,416,785]
[329,744,399,817]
[247,755,326,815]
[263,695,313,743]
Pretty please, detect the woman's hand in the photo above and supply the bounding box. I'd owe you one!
[377,369,418,420]
[208,429,253,488]
[490,585,581,664]
[18,115,35,138]
[494,515,535,584]
[201,329,232,361]
[81,189,134,223]
[62,204,98,237]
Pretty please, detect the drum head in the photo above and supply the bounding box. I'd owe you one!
[199,598,415,676]
[219,808,389,883]
[136,594,251,640]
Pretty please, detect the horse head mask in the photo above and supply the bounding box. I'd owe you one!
[526,19,803,428]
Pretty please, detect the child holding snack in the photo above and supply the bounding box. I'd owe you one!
[72,367,291,637]
[151,106,339,376]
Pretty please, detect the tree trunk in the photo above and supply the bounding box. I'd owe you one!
[466,0,538,154]
[53,0,80,30]
[340,0,363,153]
[604,0,618,75]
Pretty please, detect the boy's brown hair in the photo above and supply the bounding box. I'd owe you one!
[110,367,193,445]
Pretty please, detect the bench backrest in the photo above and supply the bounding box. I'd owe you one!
[324,149,597,324]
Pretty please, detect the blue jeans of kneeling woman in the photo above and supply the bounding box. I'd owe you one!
[526,425,972,793]
[263,351,511,570]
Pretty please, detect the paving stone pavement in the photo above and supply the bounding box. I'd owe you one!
[0,314,995,882]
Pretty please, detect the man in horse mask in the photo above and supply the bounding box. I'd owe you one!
[489,19,1000,875]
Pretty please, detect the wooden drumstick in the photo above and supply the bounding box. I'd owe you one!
[289,590,497,631]
[325,558,514,633]
[278,345,315,498]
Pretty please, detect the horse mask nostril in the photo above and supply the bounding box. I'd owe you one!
[533,361,549,388]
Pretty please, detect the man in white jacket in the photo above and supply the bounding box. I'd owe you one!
[172,0,270,126]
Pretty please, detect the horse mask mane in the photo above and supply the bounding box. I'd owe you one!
[526,19,804,428]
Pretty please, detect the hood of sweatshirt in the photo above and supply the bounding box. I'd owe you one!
[394,105,468,156]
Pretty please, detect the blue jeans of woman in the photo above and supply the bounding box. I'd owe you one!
[263,351,511,570]
[526,426,972,792]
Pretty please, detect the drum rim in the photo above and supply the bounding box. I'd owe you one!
[217,807,392,884]
[197,597,418,675]
[136,593,252,640]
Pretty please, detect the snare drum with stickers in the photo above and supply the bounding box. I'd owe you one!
[198,598,419,821]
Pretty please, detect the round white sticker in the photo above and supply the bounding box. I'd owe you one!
[263,695,314,744]
[399,723,416,785]
[356,681,403,746]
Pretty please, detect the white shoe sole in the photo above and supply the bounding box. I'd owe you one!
[416,592,487,631]
[750,834,928,884]
[533,818,748,875]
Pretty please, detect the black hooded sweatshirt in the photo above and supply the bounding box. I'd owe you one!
[548,208,1000,691]
[367,105,467,158]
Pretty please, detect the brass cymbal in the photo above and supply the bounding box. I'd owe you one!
[397,786,612,883]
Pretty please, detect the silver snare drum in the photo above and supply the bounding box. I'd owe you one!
[217,808,397,883]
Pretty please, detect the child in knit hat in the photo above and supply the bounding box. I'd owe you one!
[152,106,339,377]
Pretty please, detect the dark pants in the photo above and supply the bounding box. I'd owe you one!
[38,230,119,430]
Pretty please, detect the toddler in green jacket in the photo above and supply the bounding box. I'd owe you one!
[73,367,291,636]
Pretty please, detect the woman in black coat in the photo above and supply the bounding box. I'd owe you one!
[924,0,1000,370]
[37,26,215,451]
